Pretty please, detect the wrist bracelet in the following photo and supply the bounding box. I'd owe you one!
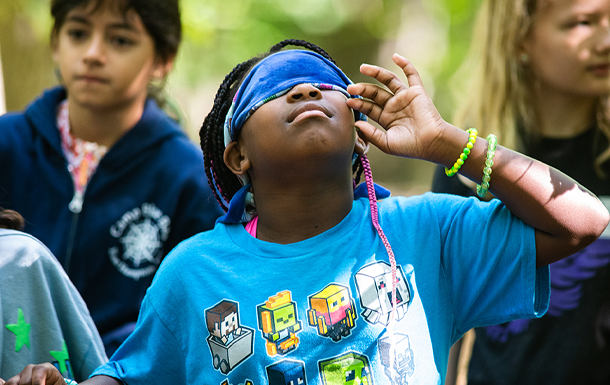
[476,134,498,198]
[445,128,478,177]
[64,379,78,385]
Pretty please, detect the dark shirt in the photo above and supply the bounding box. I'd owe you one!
[432,127,610,385]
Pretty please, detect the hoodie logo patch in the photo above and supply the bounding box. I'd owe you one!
[108,202,171,280]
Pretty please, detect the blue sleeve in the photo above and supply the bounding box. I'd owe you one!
[90,295,186,385]
[433,194,550,335]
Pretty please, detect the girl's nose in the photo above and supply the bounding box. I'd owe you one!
[287,83,322,102]
[596,21,610,53]
[83,34,106,65]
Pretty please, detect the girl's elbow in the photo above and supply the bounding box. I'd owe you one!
[589,199,610,240]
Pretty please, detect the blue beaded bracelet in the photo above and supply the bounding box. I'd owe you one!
[476,134,498,198]
[64,379,78,385]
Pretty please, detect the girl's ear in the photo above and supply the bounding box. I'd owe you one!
[354,132,369,156]
[51,34,60,65]
[152,54,176,79]
[224,141,252,177]
[517,37,531,65]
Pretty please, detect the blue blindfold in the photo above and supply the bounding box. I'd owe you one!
[217,49,388,224]
[223,49,367,146]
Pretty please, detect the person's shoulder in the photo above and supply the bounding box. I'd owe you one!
[0,229,61,271]
[147,225,227,297]
[378,192,502,223]
[141,102,203,160]
[0,228,51,252]
[379,192,471,209]
[0,87,65,138]
[156,225,226,270]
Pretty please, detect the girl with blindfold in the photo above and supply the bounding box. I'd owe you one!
[4,39,608,385]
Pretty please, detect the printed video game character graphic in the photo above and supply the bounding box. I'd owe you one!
[266,359,307,385]
[220,380,253,385]
[307,283,357,342]
[205,300,254,374]
[256,290,302,356]
[378,333,415,385]
[318,351,373,385]
[354,261,414,326]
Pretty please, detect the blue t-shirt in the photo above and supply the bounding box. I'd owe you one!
[92,193,549,385]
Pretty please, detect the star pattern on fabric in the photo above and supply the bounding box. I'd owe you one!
[5,308,31,352]
[50,340,70,375]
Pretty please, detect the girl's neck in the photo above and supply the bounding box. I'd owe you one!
[251,178,354,244]
[532,86,597,139]
[66,95,147,147]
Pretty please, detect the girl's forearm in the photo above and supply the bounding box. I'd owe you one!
[434,122,609,267]
[81,376,123,385]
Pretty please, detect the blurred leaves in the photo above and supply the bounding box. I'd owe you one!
[177,0,405,85]
[1,0,482,190]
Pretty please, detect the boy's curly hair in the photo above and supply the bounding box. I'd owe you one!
[200,39,364,212]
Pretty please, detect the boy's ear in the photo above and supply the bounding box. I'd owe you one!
[224,141,251,176]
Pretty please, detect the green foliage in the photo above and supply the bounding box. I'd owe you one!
[177,0,406,85]
[1,0,483,189]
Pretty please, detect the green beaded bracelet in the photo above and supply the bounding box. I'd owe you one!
[476,134,498,198]
[445,128,478,177]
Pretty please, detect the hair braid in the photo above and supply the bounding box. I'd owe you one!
[269,39,336,64]
[200,39,364,209]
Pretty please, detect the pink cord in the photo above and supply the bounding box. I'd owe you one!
[360,155,398,326]
[245,215,258,237]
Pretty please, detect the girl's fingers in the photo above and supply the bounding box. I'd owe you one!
[392,53,424,88]
[346,83,394,109]
[346,97,384,123]
[354,120,388,152]
[30,365,51,385]
[357,63,408,95]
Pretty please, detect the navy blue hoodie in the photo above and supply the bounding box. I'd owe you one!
[0,87,223,355]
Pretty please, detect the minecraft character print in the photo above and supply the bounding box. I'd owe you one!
[307,283,357,342]
[266,359,307,385]
[256,291,302,356]
[378,333,415,385]
[220,380,253,385]
[318,351,373,385]
[205,300,254,375]
[354,261,414,326]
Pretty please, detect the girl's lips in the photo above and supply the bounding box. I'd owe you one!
[75,75,110,84]
[588,64,610,77]
[291,109,329,123]
[288,102,332,123]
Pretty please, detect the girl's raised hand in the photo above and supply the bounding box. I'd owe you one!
[346,54,448,161]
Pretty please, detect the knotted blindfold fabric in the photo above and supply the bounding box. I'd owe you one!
[223,49,367,147]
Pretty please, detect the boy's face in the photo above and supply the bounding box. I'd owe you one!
[238,83,357,182]
[522,0,610,99]
[52,0,166,110]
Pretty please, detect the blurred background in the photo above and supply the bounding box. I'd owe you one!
[0,0,482,196]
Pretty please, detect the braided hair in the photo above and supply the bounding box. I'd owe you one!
[200,39,364,212]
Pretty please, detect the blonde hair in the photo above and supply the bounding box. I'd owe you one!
[451,0,610,175]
